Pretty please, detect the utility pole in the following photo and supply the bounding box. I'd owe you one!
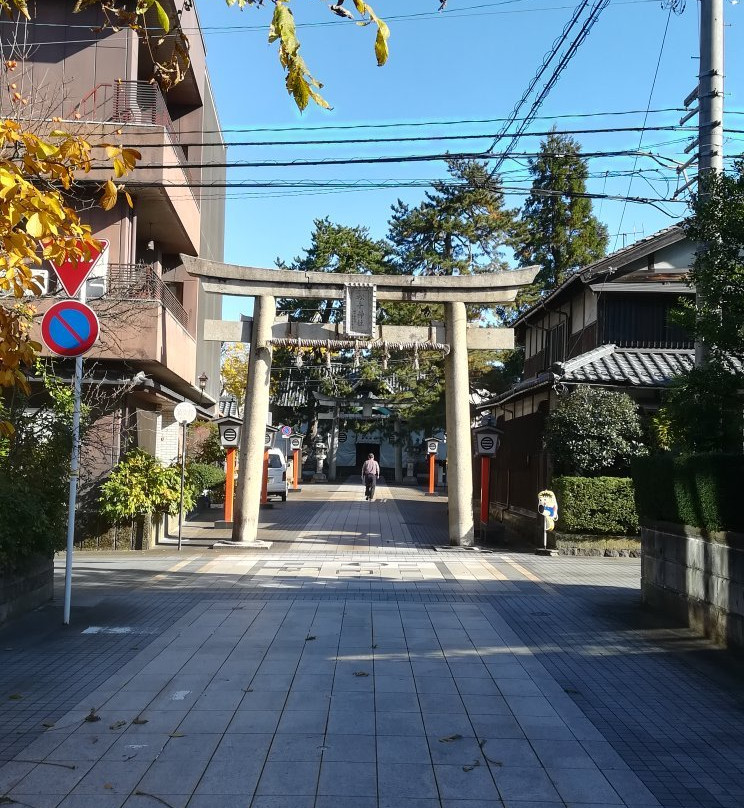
[696,0,724,366]
[698,0,724,182]
[679,0,724,365]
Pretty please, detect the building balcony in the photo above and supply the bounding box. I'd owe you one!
[63,82,202,255]
[70,81,189,167]
[103,264,189,330]
[34,264,198,396]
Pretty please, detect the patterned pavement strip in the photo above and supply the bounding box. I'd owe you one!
[0,481,742,807]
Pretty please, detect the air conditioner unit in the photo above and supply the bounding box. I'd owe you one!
[86,275,107,300]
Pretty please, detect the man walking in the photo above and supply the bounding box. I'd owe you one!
[361,452,380,501]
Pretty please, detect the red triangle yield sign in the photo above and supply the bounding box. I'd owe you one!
[49,240,109,298]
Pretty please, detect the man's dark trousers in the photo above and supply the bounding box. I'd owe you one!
[365,474,377,500]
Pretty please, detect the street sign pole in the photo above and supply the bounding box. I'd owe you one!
[62,283,86,626]
[174,402,197,552]
[178,419,187,552]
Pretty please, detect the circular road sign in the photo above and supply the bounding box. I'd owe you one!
[280,425,292,437]
[41,300,99,358]
[174,401,197,425]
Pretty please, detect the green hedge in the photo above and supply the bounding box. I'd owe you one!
[553,476,640,536]
[632,453,744,533]
[187,463,226,495]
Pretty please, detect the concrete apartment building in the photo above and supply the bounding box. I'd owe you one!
[1,2,226,477]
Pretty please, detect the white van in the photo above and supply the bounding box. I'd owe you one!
[266,448,288,502]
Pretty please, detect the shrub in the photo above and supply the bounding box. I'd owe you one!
[632,453,744,533]
[99,449,193,523]
[0,401,71,571]
[545,386,647,476]
[187,463,226,497]
[553,476,639,535]
[187,421,225,465]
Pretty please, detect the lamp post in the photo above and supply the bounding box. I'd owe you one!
[174,401,197,551]
[215,415,242,529]
[472,418,502,533]
[289,432,304,491]
[424,436,441,496]
[312,439,328,482]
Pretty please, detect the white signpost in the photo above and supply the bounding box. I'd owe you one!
[174,401,197,551]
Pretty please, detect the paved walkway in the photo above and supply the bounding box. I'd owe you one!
[1,481,743,808]
[178,479,448,551]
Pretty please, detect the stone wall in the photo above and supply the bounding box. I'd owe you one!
[641,523,744,649]
[0,556,54,625]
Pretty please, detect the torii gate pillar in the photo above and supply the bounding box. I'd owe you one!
[233,295,275,545]
[444,301,475,547]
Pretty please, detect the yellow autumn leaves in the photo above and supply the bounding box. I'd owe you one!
[268,0,389,111]
[0,120,140,424]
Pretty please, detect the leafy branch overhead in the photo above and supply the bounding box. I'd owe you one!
[61,0,398,111]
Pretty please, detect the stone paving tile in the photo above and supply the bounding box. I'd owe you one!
[57,795,130,808]
[378,800,441,808]
[250,798,314,808]
[435,762,503,800]
[491,766,563,803]
[317,760,377,796]
[378,761,439,799]
[9,759,95,795]
[254,760,320,796]
[376,710,425,736]
[70,757,153,795]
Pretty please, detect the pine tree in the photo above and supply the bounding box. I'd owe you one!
[276,217,391,324]
[389,159,518,281]
[517,131,608,305]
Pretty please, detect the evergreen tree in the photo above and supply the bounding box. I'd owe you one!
[389,158,518,282]
[276,217,391,324]
[272,218,391,437]
[386,159,520,429]
[517,131,608,306]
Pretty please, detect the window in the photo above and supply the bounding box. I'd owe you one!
[545,321,567,365]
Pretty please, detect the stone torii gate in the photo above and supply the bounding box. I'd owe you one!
[182,257,537,548]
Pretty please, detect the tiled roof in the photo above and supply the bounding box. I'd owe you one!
[556,346,694,386]
[219,396,240,417]
[477,344,726,410]
[512,225,687,328]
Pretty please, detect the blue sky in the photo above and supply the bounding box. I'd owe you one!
[192,0,744,321]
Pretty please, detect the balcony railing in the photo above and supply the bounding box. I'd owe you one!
[69,81,195,185]
[105,264,189,329]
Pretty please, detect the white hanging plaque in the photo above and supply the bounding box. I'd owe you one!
[344,283,376,338]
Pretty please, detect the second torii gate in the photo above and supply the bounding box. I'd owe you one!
[182,257,537,548]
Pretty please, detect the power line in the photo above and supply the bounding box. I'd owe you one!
[163,107,691,136]
[490,0,611,172]
[165,124,697,150]
[133,147,691,170]
[613,5,674,249]
[0,0,660,34]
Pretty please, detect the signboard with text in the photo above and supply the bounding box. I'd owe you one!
[344,283,376,338]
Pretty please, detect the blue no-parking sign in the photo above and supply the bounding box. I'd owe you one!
[41,300,100,357]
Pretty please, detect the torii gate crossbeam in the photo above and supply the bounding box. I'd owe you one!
[182,256,538,548]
